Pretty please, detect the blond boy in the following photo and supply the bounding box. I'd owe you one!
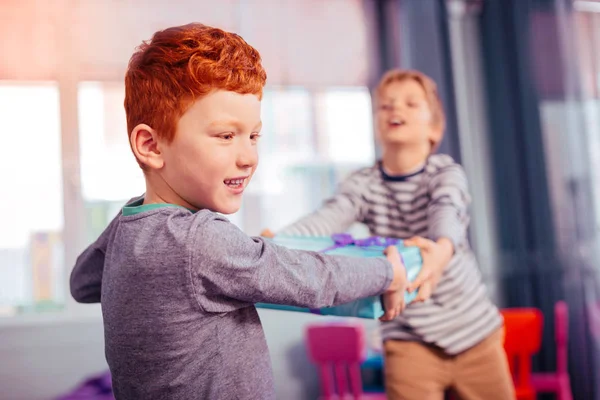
[269,69,515,400]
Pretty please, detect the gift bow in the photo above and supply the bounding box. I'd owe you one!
[309,233,401,315]
[321,233,400,253]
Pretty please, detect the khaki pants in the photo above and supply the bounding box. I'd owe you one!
[383,328,515,400]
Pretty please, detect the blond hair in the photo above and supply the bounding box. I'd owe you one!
[376,69,446,151]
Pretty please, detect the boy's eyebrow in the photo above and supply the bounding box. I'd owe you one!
[207,119,242,129]
[207,119,263,130]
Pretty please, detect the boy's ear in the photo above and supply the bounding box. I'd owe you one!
[428,127,443,147]
[130,124,164,169]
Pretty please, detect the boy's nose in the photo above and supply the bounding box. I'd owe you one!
[236,144,258,169]
[390,103,404,112]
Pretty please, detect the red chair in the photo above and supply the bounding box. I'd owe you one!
[501,308,544,400]
[305,322,386,400]
[530,301,572,400]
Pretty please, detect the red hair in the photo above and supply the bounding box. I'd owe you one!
[124,23,267,143]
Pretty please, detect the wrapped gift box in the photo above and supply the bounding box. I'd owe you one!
[256,234,422,319]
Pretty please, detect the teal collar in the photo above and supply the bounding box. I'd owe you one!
[122,201,196,216]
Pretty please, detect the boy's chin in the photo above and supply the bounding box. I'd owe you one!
[215,203,242,215]
[380,135,422,147]
[379,137,408,146]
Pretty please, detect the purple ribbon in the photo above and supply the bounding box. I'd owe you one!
[320,233,400,253]
[308,233,401,315]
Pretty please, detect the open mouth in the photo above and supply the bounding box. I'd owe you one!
[224,177,247,189]
[389,118,405,128]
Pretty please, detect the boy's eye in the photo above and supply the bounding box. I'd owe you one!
[380,104,392,111]
[220,133,234,140]
[250,133,262,142]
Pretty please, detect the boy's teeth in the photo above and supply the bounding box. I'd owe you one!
[225,178,244,185]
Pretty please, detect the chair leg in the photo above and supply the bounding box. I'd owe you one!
[559,379,573,400]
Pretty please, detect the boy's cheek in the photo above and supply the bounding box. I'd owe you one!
[416,109,433,123]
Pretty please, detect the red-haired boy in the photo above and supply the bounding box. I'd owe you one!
[69,23,408,400]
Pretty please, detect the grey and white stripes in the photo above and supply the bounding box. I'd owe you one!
[278,154,501,354]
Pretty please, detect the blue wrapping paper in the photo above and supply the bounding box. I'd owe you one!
[256,234,423,319]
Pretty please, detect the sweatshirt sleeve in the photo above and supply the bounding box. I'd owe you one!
[427,163,471,249]
[190,213,393,312]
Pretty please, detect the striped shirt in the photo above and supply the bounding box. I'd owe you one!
[278,154,502,354]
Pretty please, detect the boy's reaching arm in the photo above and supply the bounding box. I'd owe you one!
[275,171,369,236]
[427,163,471,248]
[70,196,143,303]
[191,213,407,320]
[406,163,471,300]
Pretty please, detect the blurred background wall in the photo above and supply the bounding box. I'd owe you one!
[3,0,600,398]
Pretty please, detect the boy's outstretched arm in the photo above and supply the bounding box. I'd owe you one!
[407,163,471,300]
[70,196,142,303]
[427,163,471,248]
[192,213,408,320]
[274,171,369,236]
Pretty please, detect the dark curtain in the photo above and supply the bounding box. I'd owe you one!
[370,0,600,398]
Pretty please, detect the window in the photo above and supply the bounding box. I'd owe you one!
[318,87,375,165]
[78,82,146,244]
[75,83,375,237]
[0,83,64,316]
[0,0,379,321]
[244,86,375,235]
[560,10,600,232]
[0,80,375,318]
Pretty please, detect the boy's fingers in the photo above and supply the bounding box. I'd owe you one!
[260,229,275,238]
[379,296,389,321]
[380,309,393,321]
[384,245,399,257]
[408,267,432,292]
[388,301,404,321]
[403,236,420,246]
[396,301,404,316]
[404,236,433,249]
[380,290,404,321]
[381,306,399,322]
[415,281,433,302]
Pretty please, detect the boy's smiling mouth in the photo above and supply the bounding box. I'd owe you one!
[224,176,248,192]
[388,118,405,128]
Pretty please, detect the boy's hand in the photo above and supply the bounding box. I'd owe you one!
[404,236,454,302]
[380,246,408,322]
[260,229,275,238]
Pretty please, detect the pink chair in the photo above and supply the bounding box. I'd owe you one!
[530,301,573,400]
[305,322,386,400]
